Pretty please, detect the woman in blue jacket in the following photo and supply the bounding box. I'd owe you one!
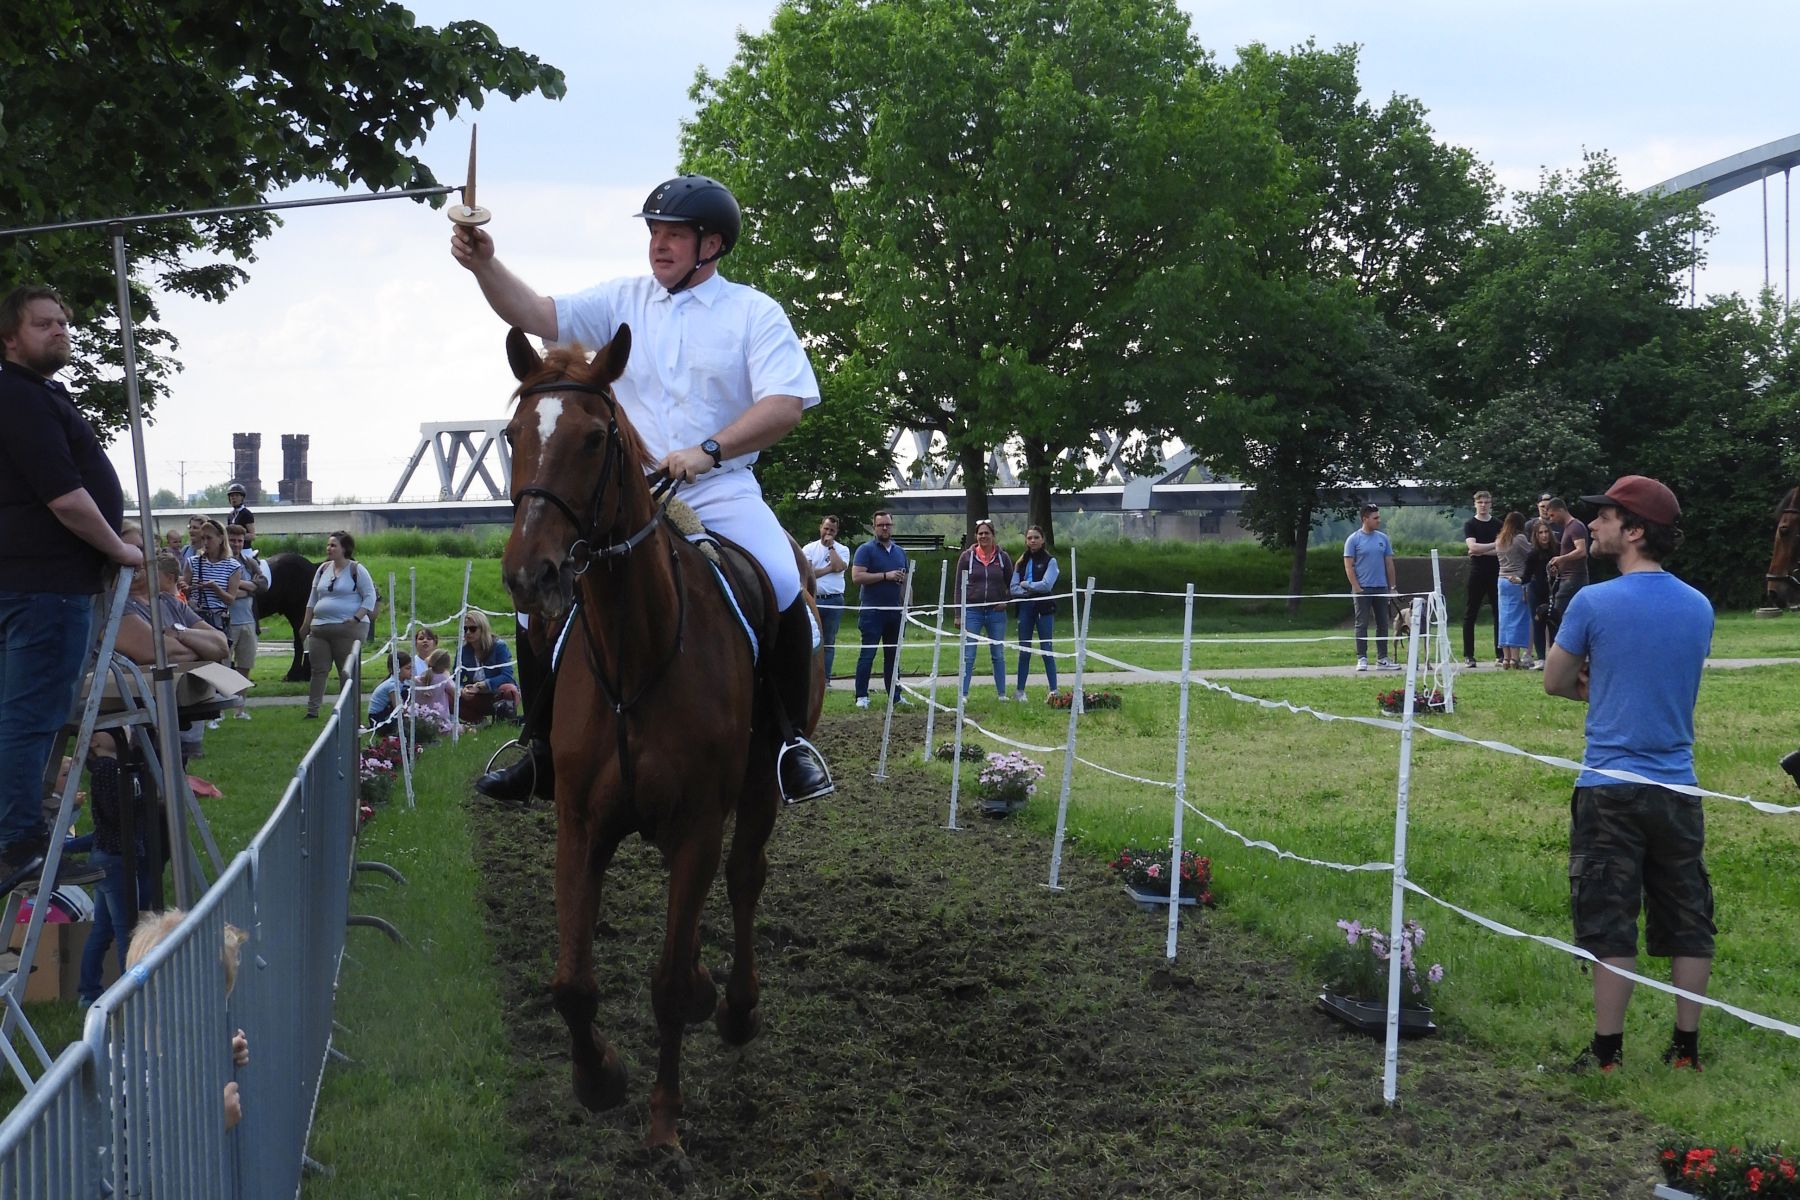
[1009,525,1060,701]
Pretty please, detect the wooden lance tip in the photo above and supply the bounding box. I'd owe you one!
[448,124,491,227]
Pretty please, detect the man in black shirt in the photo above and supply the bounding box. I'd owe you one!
[0,285,142,890]
[1461,489,1502,668]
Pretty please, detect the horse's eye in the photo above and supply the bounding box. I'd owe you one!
[584,429,605,451]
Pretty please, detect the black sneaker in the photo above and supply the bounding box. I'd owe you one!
[1464,656,1478,669]
[1661,1041,1702,1072]
[1566,1044,1621,1075]
[777,737,834,805]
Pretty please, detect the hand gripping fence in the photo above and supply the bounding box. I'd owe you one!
[0,660,375,1196]
[883,567,1800,1109]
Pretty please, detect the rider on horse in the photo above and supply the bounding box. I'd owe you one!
[451,174,833,806]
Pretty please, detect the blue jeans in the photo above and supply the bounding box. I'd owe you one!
[961,606,1008,698]
[1015,608,1057,691]
[816,593,844,679]
[78,845,156,1005]
[0,592,93,850]
[855,611,903,699]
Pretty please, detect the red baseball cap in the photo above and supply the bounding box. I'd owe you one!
[1579,475,1680,524]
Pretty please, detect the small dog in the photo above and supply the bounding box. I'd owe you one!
[1388,597,1415,645]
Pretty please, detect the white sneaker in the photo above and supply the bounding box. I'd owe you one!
[1355,658,1369,672]
[207,718,222,730]
[854,697,870,709]
[1014,690,1027,703]
[996,693,1010,702]
[233,710,251,721]
[1379,659,1402,671]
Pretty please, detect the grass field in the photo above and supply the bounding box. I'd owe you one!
[8,537,1795,1183]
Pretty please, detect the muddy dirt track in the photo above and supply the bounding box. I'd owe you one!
[469,713,1661,1199]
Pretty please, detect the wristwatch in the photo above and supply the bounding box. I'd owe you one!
[701,438,723,467]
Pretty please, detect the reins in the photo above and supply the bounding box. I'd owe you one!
[511,374,689,810]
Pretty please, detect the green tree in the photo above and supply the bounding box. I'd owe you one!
[684,0,1271,546]
[1436,155,1793,603]
[1188,43,1495,608]
[0,2,564,440]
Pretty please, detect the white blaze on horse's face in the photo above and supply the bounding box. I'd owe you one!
[536,398,564,461]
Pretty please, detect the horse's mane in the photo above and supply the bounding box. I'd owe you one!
[513,342,652,473]
[1778,486,1800,519]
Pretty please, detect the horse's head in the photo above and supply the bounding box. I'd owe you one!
[1767,485,1800,610]
[501,325,646,621]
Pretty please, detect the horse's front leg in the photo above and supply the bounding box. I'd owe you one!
[647,817,724,1151]
[717,747,778,1047]
[551,813,627,1112]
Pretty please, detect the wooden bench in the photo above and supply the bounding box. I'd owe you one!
[891,532,947,554]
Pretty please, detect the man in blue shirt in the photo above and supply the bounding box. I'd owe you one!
[1545,475,1714,1074]
[1342,504,1400,672]
[851,511,909,707]
[0,286,141,892]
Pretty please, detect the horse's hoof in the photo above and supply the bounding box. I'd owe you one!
[714,996,762,1047]
[571,1039,629,1112]
[646,1142,693,1192]
[686,965,719,1026]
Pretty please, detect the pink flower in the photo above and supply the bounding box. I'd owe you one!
[1146,863,1161,879]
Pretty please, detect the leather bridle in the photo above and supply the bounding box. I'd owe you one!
[509,374,687,807]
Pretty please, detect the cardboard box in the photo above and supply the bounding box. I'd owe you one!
[93,660,255,710]
[8,920,123,1004]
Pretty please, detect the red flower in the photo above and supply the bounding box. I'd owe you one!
[1747,1166,1766,1192]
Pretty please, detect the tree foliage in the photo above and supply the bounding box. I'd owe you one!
[1183,43,1495,602]
[684,0,1273,544]
[1434,155,1797,604]
[0,1,564,439]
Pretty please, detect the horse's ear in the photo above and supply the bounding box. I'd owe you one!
[594,324,631,386]
[506,328,542,383]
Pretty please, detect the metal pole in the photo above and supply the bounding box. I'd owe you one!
[1068,545,1080,711]
[1430,549,1452,714]
[0,185,458,240]
[111,226,193,907]
[1046,577,1096,891]
[921,562,948,764]
[1764,171,1772,292]
[1164,583,1196,960]
[1382,597,1428,1105]
[389,572,415,808]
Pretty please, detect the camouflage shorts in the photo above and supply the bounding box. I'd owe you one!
[1569,784,1715,959]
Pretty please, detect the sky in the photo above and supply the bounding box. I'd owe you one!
[98,0,1800,505]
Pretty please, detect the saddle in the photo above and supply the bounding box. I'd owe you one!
[664,497,777,668]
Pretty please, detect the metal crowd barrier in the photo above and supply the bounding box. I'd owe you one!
[0,655,364,1198]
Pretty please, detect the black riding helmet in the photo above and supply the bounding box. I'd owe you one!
[633,175,741,293]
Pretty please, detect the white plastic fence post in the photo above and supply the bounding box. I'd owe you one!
[1382,596,1428,1105]
[921,561,948,764]
[946,571,971,831]
[407,566,419,753]
[875,572,914,782]
[1430,549,1453,714]
[388,571,415,809]
[1164,582,1197,960]
[1046,577,1096,891]
[451,559,472,738]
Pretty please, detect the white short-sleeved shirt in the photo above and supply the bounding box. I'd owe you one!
[801,539,848,597]
[553,272,821,469]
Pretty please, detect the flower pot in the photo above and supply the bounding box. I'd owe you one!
[1652,1187,1698,1200]
[1315,992,1437,1038]
[980,794,1028,818]
[1122,883,1199,912]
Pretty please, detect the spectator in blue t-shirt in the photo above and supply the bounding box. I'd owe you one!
[850,510,909,707]
[1342,503,1400,672]
[1546,474,1715,1075]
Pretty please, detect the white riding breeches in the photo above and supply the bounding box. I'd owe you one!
[677,467,802,610]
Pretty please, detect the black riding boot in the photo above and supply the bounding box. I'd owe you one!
[773,596,833,805]
[475,738,554,803]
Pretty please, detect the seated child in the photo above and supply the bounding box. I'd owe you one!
[410,649,457,723]
[367,654,415,731]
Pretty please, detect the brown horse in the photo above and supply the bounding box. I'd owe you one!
[498,326,818,1153]
[1767,484,1800,609]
